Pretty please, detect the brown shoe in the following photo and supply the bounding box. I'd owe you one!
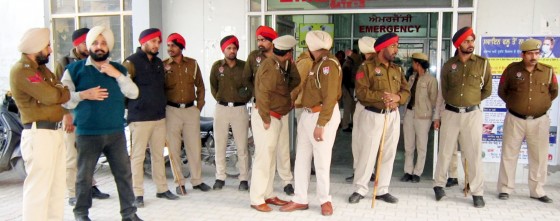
[250,203,272,212]
[265,197,288,206]
[280,201,309,212]
[321,201,333,216]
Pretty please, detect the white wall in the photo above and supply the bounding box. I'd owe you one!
[0,1,46,94]
[162,0,246,117]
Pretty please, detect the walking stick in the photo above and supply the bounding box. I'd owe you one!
[463,158,469,197]
[372,108,390,208]
[166,141,185,195]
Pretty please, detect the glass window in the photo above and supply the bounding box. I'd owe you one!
[124,0,132,10]
[458,13,473,29]
[51,0,75,14]
[333,39,351,54]
[52,18,76,65]
[429,12,451,38]
[250,0,261,12]
[80,16,123,62]
[333,14,351,38]
[78,0,121,13]
[459,0,474,7]
[249,16,261,52]
[123,15,133,58]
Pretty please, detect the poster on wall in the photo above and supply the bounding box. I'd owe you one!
[480,35,560,165]
[298,23,334,48]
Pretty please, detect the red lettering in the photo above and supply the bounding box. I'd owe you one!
[359,26,364,32]
[280,0,292,2]
[379,26,386,32]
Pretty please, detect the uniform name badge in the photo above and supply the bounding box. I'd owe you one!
[375,67,382,76]
[256,56,261,67]
[164,65,171,71]
[451,63,457,73]
[219,66,224,77]
[515,72,524,80]
[323,66,330,75]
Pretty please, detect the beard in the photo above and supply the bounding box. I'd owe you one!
[36,53,49,65]
[147,50,159,56]
[258,46,266,52]
[90,49,110,61]
[226,53,237,61]
[460,46,474,55]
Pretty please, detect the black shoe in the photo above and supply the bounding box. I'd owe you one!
[445,178,458,187]
[69,197,76,206]
[156,190,179,200]
[531,195,553,203]
[348,192,364,204]
[400,173,412,182]
[176,185,187,195]
[75,215,92,221]
[370,174,376,182]
[133,196,144,208]
[122,214,143,221]
[473,195,485,208]
[411,175,421,183]
[91,186,110,199]
[284,184,294,196]
[498,193,509,200]
[433,186,446,201]
[193,183,211,192]
[375,193,399,204]
[239,181,249,191]
[213,179,225,190]
[345,174,354,183]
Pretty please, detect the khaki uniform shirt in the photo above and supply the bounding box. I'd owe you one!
[300,51,342,126]
[162,56,205,110]
[209,58,251,103]
[291,51,313,107]
[355,56,410,110]
[243,50,269,96]
[254,55,301,124]
[406,72,438,119]
[54,48,83,80]
[10,54,70,124]
[441,54,492,107]
[498,61,558,116]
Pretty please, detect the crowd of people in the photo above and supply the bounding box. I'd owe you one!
[8,24,556,220]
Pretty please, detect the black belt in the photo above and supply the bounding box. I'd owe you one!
[218,101,246,107]
[364,106,394,114]
[23,121,62,130]
[445,104,479,113]
[509,110,546,120]
[167,101,194,108]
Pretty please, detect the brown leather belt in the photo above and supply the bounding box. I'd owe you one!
[167,101,194,108]
[509,110,546,120]
[303,105,322,113]
[23,121,62,130]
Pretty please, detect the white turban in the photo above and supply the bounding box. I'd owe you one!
[305,30,332,51]
[86,26,115,51]
[358,36,376,54]
[18,28,50,54]
[273,35,298,50]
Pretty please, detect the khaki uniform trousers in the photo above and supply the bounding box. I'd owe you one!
[498,112,550,197]
[350,102,365,169]
[21,124,65,221]
[214,104,250,181]
[292,105,340,204]
[448,143,464,178]
[403,109,432,176]
[354,109,400,196]
[341,87,356,129]
[129,119,168,196]
[434,110,484,195]
[249,109,289,205]
[166,106,204,186]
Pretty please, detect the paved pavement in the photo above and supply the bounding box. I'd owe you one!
[1,162,560,221]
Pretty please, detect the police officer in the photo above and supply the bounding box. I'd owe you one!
[292,50,313,121]
[54,27,111,206]
[244,25,295,195]
[433,27,492,208]
[209,35,251,191]
[340,49,362,132]
[348,33,409,205]
[280,30,341,216]
[346,36,375,182]
[163,33,211,195]
[10,28,70,221]
[124,28,179,207]
[401,53,437,183]
[497,39,557,203]
[249,35,300,212]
